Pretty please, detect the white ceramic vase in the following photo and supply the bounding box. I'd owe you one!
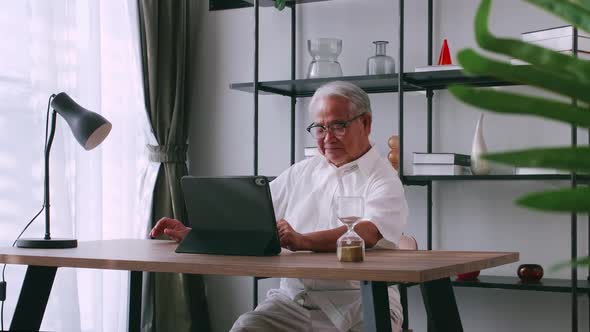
[470,113,491,175]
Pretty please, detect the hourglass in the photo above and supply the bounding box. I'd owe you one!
[334,196,365,262]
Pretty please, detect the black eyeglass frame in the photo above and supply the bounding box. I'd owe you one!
[305,112,367,139]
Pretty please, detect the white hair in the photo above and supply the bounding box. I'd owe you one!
[309,81,371,117]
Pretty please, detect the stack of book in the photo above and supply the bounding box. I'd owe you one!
[523,25,589,52]
[413,152,471,175]
[512,25,590,64]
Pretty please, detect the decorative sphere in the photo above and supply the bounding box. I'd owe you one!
[517,264,544,283]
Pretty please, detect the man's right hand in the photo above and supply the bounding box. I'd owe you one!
[149,217,190,243]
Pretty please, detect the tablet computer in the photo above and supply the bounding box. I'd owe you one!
[176,176,281,256]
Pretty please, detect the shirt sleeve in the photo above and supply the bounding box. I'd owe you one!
[269,165,294,221]
[363,176,408,249]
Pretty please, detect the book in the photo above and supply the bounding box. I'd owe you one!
[515,167,567,175]
[304,146,320,159]
[522,25,590,53]
[510,50,590,65]
[413,164,469,176]
[522,25,589,42]
[413,152,470,166]
[414,64,462,72]
[529,36,590,53]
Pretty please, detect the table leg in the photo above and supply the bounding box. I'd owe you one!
[128,271,142,332]
[10,265,57,331]
[361,280,391,332]
[420,277,463,332]
[400,284,409,330]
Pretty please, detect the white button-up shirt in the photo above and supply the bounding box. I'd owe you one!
[269,145,408,331]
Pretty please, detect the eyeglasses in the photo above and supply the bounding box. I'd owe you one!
[306,113,365,139]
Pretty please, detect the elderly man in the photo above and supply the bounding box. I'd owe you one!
[150,81,408,332]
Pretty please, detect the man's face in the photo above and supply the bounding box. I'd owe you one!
[313,96,372,167]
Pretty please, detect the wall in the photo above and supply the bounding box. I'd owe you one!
[188,0,589,331]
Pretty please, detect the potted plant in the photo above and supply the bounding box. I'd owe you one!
[449,0,590,268]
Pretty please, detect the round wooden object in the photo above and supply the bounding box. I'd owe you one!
[388,136,399,149]
[388,151,399,163]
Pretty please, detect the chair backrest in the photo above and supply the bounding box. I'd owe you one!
[398,233,418,250]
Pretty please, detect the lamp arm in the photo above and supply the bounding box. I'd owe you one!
[14,94,78,249]
[43,110,57,240]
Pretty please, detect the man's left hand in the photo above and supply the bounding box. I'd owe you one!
[277,219,309,251]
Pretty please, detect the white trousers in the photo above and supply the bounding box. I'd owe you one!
[230,291,402,332]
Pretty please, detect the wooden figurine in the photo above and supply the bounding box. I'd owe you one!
[387,135,399,171]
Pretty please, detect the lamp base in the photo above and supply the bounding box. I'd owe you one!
[16,238,78,249]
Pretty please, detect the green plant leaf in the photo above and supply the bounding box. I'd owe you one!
[526,0,590,33]
[448,85,590,128]
[457,49,590,104]
[473,0,590,84]
[274,0,286,10]
[483,147,590,173]
[516,187,590,212]
[551,256,590,271]
[452,0,590,272]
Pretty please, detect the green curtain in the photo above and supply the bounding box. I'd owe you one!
[137,1,210,331]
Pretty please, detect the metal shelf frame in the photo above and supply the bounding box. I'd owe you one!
[214,0,589,330]
[230,70,516,96]
[209,0,330,11]
[404,174,590,186]
[452,276,590,294]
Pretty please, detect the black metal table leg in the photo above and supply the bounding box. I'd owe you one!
[400,284,409,330]
[10,265,57,331]
[253,277,259,310]
[421,277,463,332]
[128,271,142,332]
[361,280,391,332]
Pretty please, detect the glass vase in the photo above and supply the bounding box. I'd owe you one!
[366,41,395,75]
[307,38,343,79]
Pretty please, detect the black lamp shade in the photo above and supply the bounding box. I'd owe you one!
[51,92,112,150]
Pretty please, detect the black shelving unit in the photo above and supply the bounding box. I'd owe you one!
[453,276,590,294]
[211,0,588,331]
[405,174,590,186]
[209,0,329,11]
[230,70,515,96]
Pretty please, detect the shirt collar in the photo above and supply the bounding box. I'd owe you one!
[324,143,380,178]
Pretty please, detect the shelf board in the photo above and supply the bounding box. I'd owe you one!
[210,0,330,11]
[231,74,410,97]
[403,174,582,186]
[230,71,516,97]
[452,275,590,294]
[262,275,587,293]
[404,69,515,90]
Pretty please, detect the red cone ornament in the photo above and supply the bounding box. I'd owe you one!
[438,39,452,65]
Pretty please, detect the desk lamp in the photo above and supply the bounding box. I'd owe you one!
[17,92,112,249]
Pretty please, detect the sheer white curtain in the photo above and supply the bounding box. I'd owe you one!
[0,1,152,331]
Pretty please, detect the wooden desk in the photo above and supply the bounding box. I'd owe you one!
[0,239,518,332]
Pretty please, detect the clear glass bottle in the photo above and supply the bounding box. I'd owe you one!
[366,41,396,75]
